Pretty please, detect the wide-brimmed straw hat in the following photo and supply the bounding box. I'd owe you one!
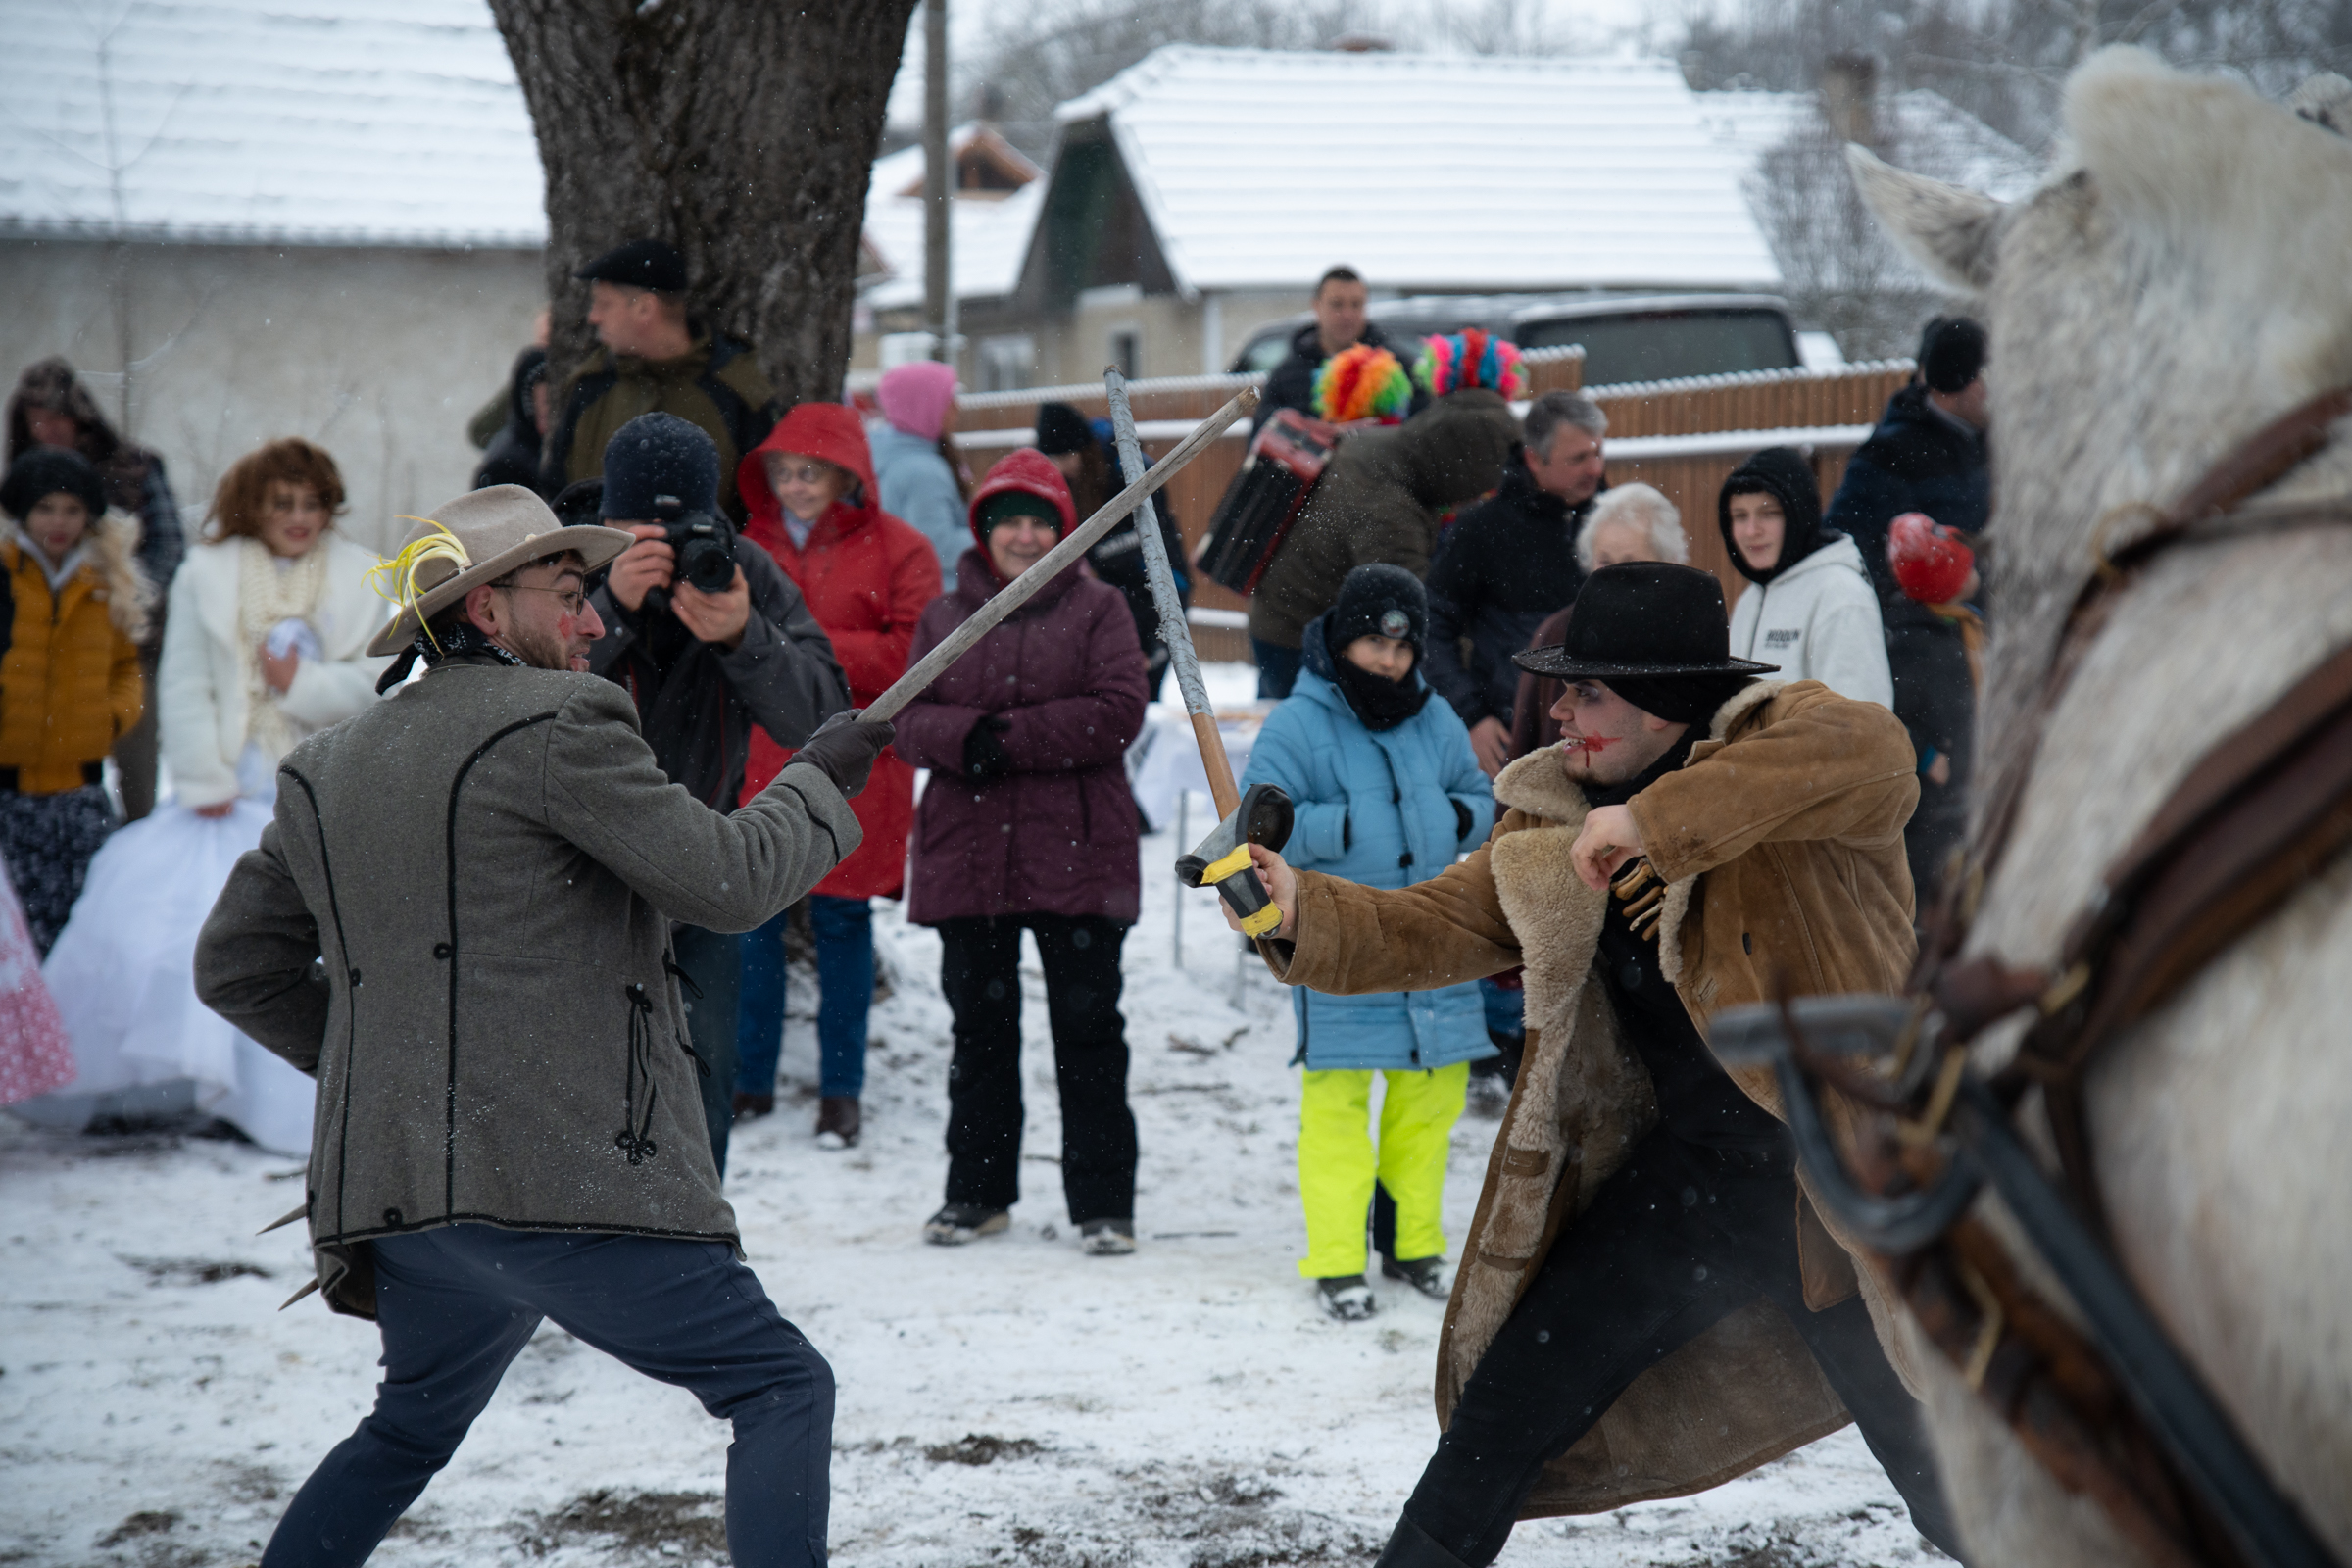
[366,485,634,657]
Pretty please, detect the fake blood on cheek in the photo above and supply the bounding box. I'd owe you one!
[1564,733,1618,754]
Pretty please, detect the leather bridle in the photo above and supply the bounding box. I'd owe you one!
[1715,384,2352,1568]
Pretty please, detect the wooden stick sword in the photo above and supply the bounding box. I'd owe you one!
[860,380,1258,725]
[1104,368,1292,942]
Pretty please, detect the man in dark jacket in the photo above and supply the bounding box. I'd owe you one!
[1823,316,1989,906]
[1252,267,1421,432]
[543,239,782,522]
[195,485,894,1566]
[1247,391,1522,699]
[588,414,850,1177]
[1035,401,1190,699]
[1424,390,1609,776]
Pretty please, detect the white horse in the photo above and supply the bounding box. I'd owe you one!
[1848,46,2352,1567]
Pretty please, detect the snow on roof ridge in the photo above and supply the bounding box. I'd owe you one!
[1056,44,1679,123]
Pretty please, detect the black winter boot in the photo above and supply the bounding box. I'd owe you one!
[1373,1516,1472,1568]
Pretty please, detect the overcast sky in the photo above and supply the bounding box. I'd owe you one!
[883,0,1670,128]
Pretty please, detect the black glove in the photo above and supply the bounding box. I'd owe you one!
[1453,799,1475,842]
[962,714,1011,780]
[794,709,894,799]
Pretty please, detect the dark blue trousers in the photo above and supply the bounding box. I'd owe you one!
[261,1225,834,1567]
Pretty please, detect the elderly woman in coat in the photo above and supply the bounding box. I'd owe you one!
[892,448,1150,1257]
[1240,564,1494,1321]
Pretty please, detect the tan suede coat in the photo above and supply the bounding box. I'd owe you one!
[1267,679,1922,1516]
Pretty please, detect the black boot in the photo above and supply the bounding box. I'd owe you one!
[1373,1515,1472,1568]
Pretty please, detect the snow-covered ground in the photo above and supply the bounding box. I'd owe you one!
[0,666,1947,1568]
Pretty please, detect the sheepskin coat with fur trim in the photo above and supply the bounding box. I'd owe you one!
[1264,679,1921,1516]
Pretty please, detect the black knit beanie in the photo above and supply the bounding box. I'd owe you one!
[1324,563,1427,655]
[1919,317,1987,394]
[600,412,718,519]
[1034,403,1095,458]
[0,447,106,523]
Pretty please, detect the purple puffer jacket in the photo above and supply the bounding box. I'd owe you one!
[897,546,1150,923]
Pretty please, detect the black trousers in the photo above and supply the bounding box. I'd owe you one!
[1402,1126,1963,1565]
[935,913,1138,1224]
[1889,625,1975,912]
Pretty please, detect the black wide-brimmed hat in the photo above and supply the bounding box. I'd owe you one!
[1513,563,1778,681]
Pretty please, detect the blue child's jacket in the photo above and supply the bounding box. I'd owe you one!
[1240,615,1497,1071]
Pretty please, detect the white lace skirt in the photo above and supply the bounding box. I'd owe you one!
[17,745,315,1155]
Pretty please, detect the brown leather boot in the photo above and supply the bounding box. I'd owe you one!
[731,1092,774,1121]
[815,1096,860,1150]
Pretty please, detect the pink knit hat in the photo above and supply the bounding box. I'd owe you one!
[875,361,959,442]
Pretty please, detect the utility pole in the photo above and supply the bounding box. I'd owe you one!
[923,0,954,365]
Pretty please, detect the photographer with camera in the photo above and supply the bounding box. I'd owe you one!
[589,413,850,1177]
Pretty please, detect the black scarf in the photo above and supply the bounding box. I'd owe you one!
[375,617,525,694]
[1329,647,1431,732]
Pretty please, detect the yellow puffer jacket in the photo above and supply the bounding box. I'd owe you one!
[0,514,148,795]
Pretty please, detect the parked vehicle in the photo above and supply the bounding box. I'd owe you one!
[1228,293,1805,389]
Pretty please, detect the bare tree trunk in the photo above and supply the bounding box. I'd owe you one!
[488,0,920,406]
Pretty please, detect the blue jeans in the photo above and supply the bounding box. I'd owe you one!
[736,895,873,1100]
[260,1225,834,1567]
[1252,637,1301,700]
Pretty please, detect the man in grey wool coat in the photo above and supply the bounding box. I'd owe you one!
[193,484,897,1568]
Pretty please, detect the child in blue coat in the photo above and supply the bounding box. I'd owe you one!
[1241,564,1494,1319]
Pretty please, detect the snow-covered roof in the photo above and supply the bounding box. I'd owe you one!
[859,124,1046,311]
[1694,89,2042,201]
[1049,47,1781,295]
[2,0,544,247]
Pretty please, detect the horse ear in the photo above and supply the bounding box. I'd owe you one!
[1847,144,2005,294]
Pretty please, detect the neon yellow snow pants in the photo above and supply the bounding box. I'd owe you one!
[1297,1062,1469,1279]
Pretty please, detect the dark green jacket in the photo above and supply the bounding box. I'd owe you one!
[193,656,858,1318]
[1247,390,1522,651]
[544,332,781,520]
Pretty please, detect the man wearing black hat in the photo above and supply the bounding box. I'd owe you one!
[1827,314,1992,908]
[1033,401,1190,700]
[589,412,850,1177]
[1224,563,1961,1568]
[543,238,782,522]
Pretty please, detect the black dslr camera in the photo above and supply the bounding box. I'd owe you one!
[643,491,737,617]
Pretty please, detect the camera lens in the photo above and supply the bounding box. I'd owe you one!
[669,514,736,594]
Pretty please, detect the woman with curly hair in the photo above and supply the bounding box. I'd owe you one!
[33,439,388,1152]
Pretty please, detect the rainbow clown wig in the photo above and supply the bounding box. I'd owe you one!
[1414,329,1525,401]
[1312,344,1413,423]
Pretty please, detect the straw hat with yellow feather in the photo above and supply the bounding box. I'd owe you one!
[367,485,634,659]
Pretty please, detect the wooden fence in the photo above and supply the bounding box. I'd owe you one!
[951,356,1916,662]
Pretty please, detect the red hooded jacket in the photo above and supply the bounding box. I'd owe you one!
[737,402,942,899]
[891,448,1149,923]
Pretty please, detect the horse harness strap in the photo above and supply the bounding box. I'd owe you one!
[1893,387,2352,1568]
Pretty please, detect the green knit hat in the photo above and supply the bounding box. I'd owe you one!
[976,490,1059,536]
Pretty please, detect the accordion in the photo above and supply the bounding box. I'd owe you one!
[1196,408,1341,597]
